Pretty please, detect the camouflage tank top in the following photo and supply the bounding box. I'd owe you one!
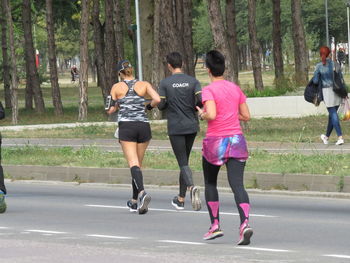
[117,79,148,123]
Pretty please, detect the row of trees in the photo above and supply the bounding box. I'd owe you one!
[1,0,348,124]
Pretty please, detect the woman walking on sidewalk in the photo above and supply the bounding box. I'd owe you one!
[313,46,344,145]
[196,50,253,245]
[106,60,160,214]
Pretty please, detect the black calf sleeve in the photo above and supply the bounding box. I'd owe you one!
[130,166,144,193]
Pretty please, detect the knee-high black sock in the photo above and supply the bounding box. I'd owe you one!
[130,166,144,194]
[132,180,138,200]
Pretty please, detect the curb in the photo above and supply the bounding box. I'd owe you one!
[3,165,350,197]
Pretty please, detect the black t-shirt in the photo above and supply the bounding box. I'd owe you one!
[159,73,202,135]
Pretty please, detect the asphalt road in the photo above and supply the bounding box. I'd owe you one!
[3,138,350,154]
[1,181,349,263]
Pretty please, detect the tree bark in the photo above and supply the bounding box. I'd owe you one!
[105,0,117,92]
[207,0,235,82]
[124,0,133,40]
[78,0,89,121]
[226,0,239,83]
[22,0,45,113]
[247,0,264,90]
[3,0,18,124]
[114,0,124,62]
[92,0,107,98]
[272,0,284,85]
[182,0,195,77]
[140,0,154,82]
[291,0,308,86]
[0,6,11,108]
[46,0,63,116]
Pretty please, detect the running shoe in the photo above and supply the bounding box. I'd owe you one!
[126,199,137,212]
[171,196,184,210]
[0,192,6,214]
[320,134,329,145]
[138,191,151,215]
[190,186,201,211]
[237,221,253,245]
[203,224,224,240]
[335,138,344,145]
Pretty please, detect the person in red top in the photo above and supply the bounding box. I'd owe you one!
[197,50,253,245]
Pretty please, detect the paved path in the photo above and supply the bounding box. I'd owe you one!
[3,138,350,154]
[1,181,350,263]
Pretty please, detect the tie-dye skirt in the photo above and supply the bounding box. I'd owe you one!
[202,134,249,166]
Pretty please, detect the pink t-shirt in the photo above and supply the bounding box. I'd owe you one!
[202,80,246,137]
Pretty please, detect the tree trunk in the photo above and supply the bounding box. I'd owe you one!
[25,68,33,109]
[3,0,18,124]
[152,0,162,88]
[182,0,195,77]
[92,0,107,98]
[78,0,89,121]
[124,0,133,41]
[272,0,284,86]
[226,0,239,83]
[140,0,154,82]
[151,0,163,119]
[291,0,308,86]
[46,0,63,116]
[114,0,124,62]
[159,0,177,78]
[247,0,264,90]
[207,0,235,82]
[105,0,117,92]
[22,0,45,113]
[0,7,11,108]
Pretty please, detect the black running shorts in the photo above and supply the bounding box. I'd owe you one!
[118,121,152,143]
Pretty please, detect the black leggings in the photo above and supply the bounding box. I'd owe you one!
[203,157,249,225]
[0,137,6,194]
[169,133,197,198]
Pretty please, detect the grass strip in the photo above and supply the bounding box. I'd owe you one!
[2,115,350,143]
[2,146,349,177]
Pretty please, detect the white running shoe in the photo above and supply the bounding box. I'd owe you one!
[320,134,328,145]
[335,138,344,145]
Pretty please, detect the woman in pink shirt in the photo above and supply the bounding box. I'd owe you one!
[197,50,253,245]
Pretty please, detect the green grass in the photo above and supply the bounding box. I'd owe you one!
[2,115,350,143]
[2,146,349,176]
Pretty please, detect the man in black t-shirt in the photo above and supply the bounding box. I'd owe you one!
[158,52,202,211]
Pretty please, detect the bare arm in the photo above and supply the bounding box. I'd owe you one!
[145,82,161,107]
[239,102,250,121]
[196,100,216,121]
[106,84,119,115]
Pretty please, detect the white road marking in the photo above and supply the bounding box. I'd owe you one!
[323,254,350,259]
[157,240,205,245]
[236,247,292,253]
[87,234,135,240]
[0,227,10,229]
[85,204,277,218]
[26,230,67,234]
